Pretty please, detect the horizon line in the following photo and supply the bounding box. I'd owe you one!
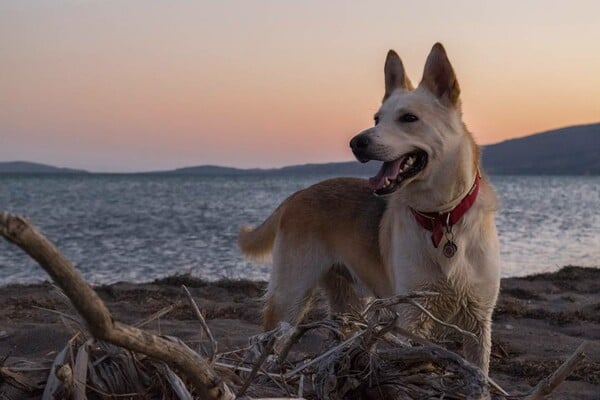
[1,121,598,174]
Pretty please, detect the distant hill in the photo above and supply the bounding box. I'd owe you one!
[0,161,87,174]
[482,123,599,175]
[163,165,263,176]
[2,123,598,175]
[165,123,599,176]
[162,162,377,176]
[272,162,378,176]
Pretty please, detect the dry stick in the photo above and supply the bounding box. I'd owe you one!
[393,326,496,392]
[0,367,42,392]
[408,299,479,343]
[214,362,282,379]
[366,286,494,395]
[0,213,234,400]
[258,365,288,394]
[284,330,365,379]
[298,374,305,398]
[277,321,342,366]
[237,336,277,397]
[32,305,83,326]
[135,303,177,328]
[525,341,588,400]
[394,318,508,396]
[487,377,510,397]
[216,345,253,358]
[364,291,477,342]
[361,291,439,316]
[182,285,218,361]
[380,346,488,399]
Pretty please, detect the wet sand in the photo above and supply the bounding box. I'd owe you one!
[1,266,599,399]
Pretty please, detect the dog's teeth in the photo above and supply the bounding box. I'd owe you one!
[384,178,390,187]
[407,157,415,165]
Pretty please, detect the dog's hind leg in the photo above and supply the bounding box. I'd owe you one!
[320,264,365,316]
[263,286,317,331]
[262,238,330,331]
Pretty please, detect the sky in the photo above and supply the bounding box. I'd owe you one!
[1,1,599,172]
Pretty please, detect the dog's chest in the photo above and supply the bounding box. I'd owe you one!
[386,206,500,299]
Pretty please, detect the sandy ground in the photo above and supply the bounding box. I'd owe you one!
[1,266,599,399]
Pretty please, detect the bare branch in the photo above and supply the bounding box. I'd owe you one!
[182,284,218,360]
[0,213,234,400]
[361,291,439,316]
[237,336,276,397]
[134,303,177,328]
[284,331,365,379]
[488,376,510,396]
[0,367,41,392]
[408,299,479,342]
[526,341,588,400]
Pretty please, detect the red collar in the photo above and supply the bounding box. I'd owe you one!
[410,176,481,248]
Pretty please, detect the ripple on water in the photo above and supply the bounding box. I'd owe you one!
[0,174,598,285]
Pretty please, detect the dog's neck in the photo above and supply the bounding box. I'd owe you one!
[400,134,480,213]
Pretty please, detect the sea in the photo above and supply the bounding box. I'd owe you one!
[0,174,598,286]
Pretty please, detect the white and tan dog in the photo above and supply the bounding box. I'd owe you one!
[238,43,500,375]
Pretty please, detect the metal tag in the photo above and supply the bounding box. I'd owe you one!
[443,240,457,258]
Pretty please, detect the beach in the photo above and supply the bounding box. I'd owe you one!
[1,266,599,399]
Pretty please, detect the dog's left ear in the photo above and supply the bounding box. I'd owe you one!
[420,43,460,106]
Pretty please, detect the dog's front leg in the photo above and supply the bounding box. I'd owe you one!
[397,303,436,340]
[462,314,492,376]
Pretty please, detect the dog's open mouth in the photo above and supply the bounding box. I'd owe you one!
[368,151,428,195]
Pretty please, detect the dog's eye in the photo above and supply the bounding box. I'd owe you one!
[399,113,419,123]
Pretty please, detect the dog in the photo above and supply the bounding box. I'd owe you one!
[238,43,500,375]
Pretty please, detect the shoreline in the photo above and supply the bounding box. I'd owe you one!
[2,263,599,289]
[1,266,599,398]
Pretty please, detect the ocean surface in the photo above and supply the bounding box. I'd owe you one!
[0,174,598,285]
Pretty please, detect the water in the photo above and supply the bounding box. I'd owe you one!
[0,174,598,285]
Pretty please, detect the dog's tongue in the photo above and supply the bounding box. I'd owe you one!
[368,160,402,190]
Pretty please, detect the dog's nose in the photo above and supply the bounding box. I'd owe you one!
[350,134,370,151]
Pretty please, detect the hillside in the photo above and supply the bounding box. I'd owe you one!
[162,165,261,175]
[482,123,599,175]
[165,123,599,176]
[0,161,87,174]
[162,162,377,176]
[2,123,598,175]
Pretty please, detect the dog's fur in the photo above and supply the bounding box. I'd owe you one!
[238,43,500,375]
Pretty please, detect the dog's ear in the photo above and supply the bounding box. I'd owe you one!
[384,50,413,101]
[420,43,460,106]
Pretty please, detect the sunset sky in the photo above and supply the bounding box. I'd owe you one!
[1,1,599,172]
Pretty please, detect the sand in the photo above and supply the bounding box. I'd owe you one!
[1,266,599,399]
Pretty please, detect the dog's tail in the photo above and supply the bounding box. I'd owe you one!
[238,206,284,261]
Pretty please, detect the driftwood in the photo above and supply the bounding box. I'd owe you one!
[0,366,41,393]
[525,341,589,400]
[0,213,234,400]
[0,212,589,399]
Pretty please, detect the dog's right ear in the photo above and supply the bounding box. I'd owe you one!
[384,50,413,101]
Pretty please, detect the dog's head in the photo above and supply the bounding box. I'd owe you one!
[351,43,473,197]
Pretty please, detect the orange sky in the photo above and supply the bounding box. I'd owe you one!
[1,1,599,172]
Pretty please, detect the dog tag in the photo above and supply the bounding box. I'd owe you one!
[442,240,457,258]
